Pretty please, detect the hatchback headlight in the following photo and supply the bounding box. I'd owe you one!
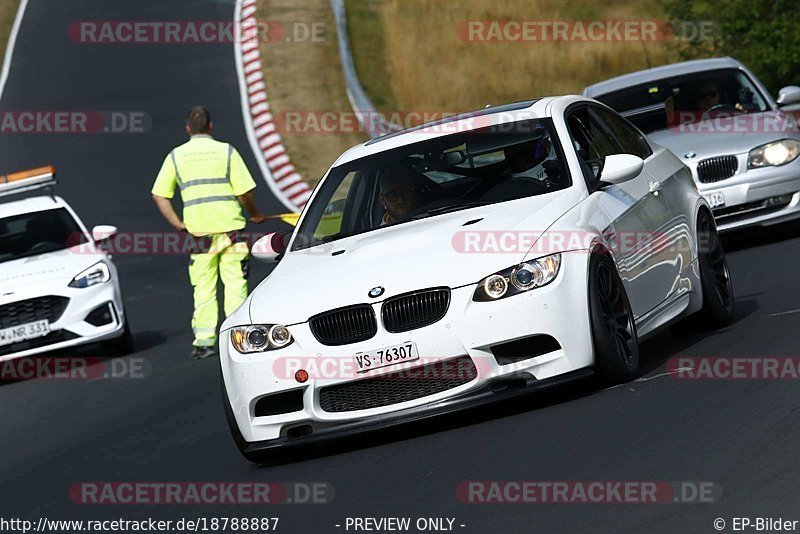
[473,253,561,301]
[230,324,293,353]
[69,261,110,288]
[748,139,800,168]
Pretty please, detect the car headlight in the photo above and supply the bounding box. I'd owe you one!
[68,261,110,288]
[473,253,561,301]
[748,139,800,168]
[230,324,293,353]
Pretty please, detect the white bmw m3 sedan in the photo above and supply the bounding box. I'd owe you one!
[220,96,734,462]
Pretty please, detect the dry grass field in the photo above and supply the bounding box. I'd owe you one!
[348,0,675,114]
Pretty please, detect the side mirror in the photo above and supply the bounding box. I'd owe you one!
[599,154,644,185]
[777,86,800,106]
[92,225,117,242]
[251,231,290,262]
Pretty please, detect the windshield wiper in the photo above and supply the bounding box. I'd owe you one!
[411,201,489,219]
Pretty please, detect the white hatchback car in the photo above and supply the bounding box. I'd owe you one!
[0,167,132,362]
[220,96,733,462]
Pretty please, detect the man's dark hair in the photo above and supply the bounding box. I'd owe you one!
[186,106,211,134]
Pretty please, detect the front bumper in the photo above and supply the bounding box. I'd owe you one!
[694,156,800,231]
[0,280,126,362]
[241,367,594,454]
[220,250,594,445]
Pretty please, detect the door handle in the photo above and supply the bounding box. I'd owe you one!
[649,180,662,195]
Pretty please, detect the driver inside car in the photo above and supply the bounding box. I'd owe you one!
[378,165,422,226]
[695,80,721,111]
[694,80,746,113]
[503,137,553,181]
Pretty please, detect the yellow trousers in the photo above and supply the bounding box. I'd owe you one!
[189,233,249,347]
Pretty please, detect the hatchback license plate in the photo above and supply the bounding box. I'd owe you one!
[0,320,50,347]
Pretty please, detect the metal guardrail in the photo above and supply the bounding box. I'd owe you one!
[330,0,401,138]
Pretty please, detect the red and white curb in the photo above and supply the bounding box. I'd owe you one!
[235,0,312,212]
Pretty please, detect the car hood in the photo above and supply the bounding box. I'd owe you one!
[648,110,800,160]
[249,190,583,325]
[0,248,105,294]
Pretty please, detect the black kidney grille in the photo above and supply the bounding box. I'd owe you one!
[0,296,69,329]
[309,304,377,346]
[382,287,451,333]
[697,155,738,183]
[319,355,477,412]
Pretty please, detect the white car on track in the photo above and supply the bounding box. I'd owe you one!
[0,167,132,362]
[220,96,734,462]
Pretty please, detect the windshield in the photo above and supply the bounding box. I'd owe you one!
[595,68,770,134]
[0,208,87,264]
[292,119,570,251]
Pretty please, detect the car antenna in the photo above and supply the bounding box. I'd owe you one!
[641,41,652,69]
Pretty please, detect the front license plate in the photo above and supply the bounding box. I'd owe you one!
[705,192,726,209]
[0,320,50,347]
[353,341,419,373]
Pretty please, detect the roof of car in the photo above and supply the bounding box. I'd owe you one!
[583,57,743,98]
[0,195,68,219]
[333,97,559,166]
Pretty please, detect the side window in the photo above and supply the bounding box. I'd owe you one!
[566,107,619,183]
[591,106,653,159]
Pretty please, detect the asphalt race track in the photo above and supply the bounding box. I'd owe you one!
[2,1,800,533]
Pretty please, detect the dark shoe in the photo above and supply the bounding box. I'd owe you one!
[191,346,216,360]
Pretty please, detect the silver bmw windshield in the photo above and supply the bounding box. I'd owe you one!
[595,68,770,134]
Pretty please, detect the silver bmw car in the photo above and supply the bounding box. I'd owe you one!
[584,57,800,231]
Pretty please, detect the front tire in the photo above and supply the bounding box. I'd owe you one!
[697,210,734,326]
[589,253,640,382]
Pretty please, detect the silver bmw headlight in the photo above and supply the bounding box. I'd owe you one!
[748,139,800,168]
[68,261,110,288]
[473,253,561,301]
[230,324,293,353]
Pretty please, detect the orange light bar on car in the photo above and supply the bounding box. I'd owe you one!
[0,165,56,184]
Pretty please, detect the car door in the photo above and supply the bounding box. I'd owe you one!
[566,105,675,319]
[590,105,687,312]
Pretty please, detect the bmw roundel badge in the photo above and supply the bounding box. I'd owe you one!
[368,286,385,298]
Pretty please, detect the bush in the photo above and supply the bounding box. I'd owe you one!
[661,0,800,94]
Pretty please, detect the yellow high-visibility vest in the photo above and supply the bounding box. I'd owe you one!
[151,135,256,236]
